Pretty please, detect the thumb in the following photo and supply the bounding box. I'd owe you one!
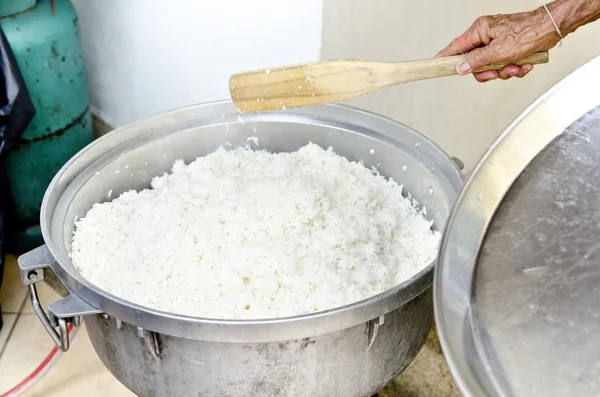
[456,46,503,75]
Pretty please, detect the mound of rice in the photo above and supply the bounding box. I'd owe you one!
[70,143,439,319]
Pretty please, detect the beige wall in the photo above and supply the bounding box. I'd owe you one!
[72,0,323,127]
[322,0,600,171]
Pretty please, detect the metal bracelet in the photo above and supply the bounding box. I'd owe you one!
[543,4,564,46]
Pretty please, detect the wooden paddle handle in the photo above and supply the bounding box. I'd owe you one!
[390,51,549,83]
[230,51,551,112]
[472,51,549,72]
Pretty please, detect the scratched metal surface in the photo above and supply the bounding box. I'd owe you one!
[473,105,600,396]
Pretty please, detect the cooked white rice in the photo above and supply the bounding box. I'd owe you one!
[70,143,439,319]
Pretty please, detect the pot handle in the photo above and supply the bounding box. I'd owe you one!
[18,245,101,352]
[451,156,465,171]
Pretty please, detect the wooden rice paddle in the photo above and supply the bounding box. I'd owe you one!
[230,51,549,112]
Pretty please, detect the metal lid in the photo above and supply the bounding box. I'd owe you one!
[435,54,600,397]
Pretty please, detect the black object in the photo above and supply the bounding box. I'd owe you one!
[0,27,36,330]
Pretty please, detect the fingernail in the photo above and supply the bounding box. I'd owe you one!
[457,59,472,74]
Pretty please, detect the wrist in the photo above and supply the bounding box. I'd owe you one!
[546,0,600,36]
[534,5,563,40]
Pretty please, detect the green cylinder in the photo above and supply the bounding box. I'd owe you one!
[0,0,37,18]
[1,0,93,250]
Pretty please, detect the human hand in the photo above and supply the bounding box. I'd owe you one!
[436,8,560,82]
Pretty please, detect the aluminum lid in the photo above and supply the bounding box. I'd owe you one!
[435,54,600,397]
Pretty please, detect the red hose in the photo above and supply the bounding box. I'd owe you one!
[0,323,77,397]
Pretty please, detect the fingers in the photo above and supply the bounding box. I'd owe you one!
[497,65,522,80]
[520,64,534,76]
[436,16,493,57]
[473,64,534,82]
[473,70,500,83]
[456,44,507,74]
[435,41,459,58]
[436,33,478,58]
[436,33,473,57]
[436,45,454,58]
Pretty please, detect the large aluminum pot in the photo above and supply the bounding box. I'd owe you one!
[18,101,463,397]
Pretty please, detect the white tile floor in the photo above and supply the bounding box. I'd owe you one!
[0,255,133,396]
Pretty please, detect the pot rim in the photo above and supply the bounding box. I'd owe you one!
[41,100,463,342]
